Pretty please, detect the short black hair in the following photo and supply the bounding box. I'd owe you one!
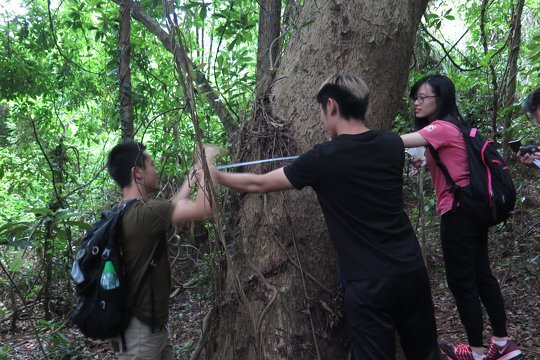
[523,88,540,113]
[315,74,369,120]
[107,141,147,188]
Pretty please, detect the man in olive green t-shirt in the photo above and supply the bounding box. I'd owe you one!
[106,141,213,359]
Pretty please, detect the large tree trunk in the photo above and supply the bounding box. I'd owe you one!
[209,1,428,359]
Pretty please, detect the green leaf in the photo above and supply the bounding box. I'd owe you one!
[9,257,24,272]
[64,220,92,230]
[30,207,54,216]
[199,6,207,21]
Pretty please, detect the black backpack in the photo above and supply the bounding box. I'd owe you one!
[70,199,164,341]
[428,116,516,227]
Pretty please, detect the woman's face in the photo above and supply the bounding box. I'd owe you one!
[413,83,438,121]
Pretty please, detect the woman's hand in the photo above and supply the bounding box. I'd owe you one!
[411,157,425,169]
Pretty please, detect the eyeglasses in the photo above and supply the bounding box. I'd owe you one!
[411,95,438,104]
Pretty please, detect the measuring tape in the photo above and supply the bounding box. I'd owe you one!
[215,156,299,170]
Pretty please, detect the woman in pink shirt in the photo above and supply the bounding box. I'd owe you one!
[401,75,522,360]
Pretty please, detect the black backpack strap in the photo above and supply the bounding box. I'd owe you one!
[427,146,458,190]
[106,199,139,250]
[126,235,166,307]
[124,234,167,336]
[147,236,166,333]
[427,145,461,211]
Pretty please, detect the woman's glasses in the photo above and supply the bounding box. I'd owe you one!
[411,95,438,104]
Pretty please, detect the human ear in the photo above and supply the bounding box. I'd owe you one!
[326,98,337,116]
[132,166,144,181]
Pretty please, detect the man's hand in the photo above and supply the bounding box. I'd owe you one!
[194,166,220,185]
[193,144,222,168]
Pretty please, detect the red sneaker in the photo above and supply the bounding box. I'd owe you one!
[439,342,476,360]
[485,340,522,360]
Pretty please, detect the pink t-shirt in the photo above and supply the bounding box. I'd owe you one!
[418,120,470,216]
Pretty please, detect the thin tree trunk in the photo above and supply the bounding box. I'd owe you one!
[119,1,134,141]
[255,0,282,97]
[42,219,53,320]
[502,0,524,157]
[480,0,500,139]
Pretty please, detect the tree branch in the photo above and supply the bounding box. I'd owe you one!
[421,24,482,72]
[112,0,238,137]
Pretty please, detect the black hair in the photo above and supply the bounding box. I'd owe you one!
[523,88,540,114]
[107,141,147,188]
[315,75,369,120]
[410,74,463,130]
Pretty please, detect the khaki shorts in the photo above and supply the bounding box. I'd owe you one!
[112,316,174,360]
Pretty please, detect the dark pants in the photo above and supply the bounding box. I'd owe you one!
[345,266,440,360]
[440,209,508,347]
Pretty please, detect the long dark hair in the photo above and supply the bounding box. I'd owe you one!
[410,75,463,130]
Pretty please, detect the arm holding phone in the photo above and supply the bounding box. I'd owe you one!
[510,139,540,167]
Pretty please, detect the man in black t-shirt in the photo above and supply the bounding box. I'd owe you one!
[211,74,440,360]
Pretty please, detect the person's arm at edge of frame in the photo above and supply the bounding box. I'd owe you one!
[171,170,213,225]
[515,151,540,166]
[401,132,428,148]
[401,132,429,168]
[171,170,196,205]
[212,167,295,194]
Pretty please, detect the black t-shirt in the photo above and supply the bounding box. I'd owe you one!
[283,130,423,280]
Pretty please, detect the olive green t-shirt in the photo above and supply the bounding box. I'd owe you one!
[120,199,174,327]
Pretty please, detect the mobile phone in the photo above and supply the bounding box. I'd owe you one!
[519,144,539,155]
[509,140,522,153]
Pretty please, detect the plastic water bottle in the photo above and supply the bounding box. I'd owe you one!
[100,261,120,290]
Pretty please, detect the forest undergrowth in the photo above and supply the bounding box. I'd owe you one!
[1,162,539,360]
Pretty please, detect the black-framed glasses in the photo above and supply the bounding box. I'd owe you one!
[411,95,438,104]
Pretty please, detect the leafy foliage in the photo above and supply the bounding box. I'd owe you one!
[1,0,539,357]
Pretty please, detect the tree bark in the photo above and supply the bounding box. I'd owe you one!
[255,0,282,97]
[119,1,134,142]
[210,1,429,359]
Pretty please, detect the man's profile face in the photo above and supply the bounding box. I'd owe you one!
[141,152,160,193]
